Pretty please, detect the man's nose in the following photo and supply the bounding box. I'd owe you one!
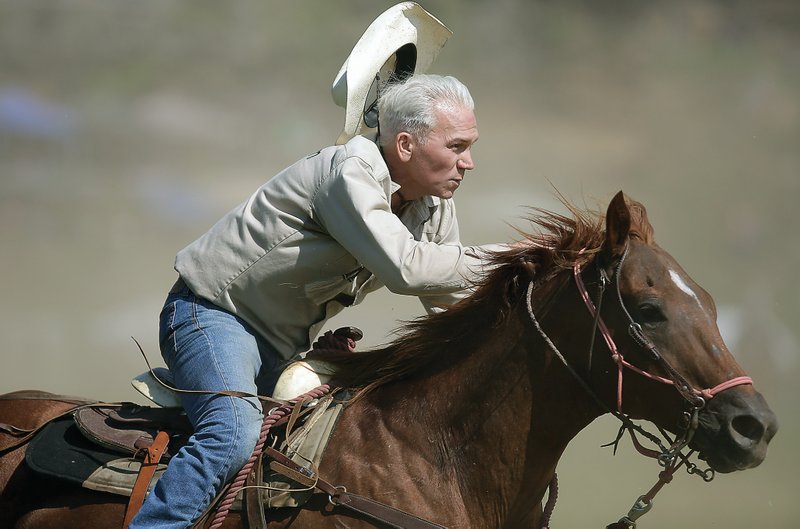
[458,149,475,170]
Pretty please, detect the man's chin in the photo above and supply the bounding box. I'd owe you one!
[441,184,460,198]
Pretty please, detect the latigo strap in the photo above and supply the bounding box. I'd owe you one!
[122,430,170,528]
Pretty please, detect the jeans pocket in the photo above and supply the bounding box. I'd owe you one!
[158,296,179,360]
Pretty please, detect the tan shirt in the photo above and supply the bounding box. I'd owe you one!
[175,135,498,360]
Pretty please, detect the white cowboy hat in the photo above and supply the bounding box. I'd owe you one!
[332,2,452,145]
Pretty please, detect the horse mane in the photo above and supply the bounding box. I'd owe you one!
[311,195,652,396]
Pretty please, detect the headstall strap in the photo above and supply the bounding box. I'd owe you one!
[573,245,753,413]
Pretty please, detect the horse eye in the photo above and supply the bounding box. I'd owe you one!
[637,302,666,324]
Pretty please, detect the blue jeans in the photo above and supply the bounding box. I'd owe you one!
[130,279,281,528]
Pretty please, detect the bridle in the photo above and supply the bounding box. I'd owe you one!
[575,244,753,414]
[525,242,753,528]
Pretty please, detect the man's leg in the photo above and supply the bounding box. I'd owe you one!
[130,289,266,528]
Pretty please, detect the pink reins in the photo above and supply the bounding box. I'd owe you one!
[572,255,753,412]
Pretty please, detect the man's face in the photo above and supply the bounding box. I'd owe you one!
[402,105,479,201]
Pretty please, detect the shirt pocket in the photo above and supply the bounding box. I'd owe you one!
[303,266,364,306]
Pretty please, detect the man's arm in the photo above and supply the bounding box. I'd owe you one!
[312,156,483,296]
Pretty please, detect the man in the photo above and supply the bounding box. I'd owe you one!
[129,73,503,528]
[129,3,508,525]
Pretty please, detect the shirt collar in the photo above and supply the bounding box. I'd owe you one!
[390,180,440,211]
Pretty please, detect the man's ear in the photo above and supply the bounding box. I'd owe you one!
[396,132,413,162]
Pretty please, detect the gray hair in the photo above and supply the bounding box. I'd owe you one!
[377,74,474,148]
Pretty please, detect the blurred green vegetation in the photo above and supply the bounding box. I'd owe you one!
[0,1,798,527]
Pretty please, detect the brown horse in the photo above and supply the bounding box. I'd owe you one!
[0,192,777,529]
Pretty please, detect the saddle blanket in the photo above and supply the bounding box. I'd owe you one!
[26,416,168,497]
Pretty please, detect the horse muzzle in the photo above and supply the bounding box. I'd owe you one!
[692,387,778,473]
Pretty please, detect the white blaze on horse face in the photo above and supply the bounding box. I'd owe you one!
[668,269,704,311]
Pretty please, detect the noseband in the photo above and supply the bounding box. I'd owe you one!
[525,243,753,529]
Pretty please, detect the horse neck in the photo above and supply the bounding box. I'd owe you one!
[365,276,605,523]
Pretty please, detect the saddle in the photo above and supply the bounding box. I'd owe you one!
[25,394,345,524]
[24,327,447,529]
[24,328,355,526]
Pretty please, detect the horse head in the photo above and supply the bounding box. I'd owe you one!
[594,191,778,473]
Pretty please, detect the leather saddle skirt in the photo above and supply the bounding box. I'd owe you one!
[25,403,191,496]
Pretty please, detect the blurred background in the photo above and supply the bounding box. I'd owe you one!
[1,0,797,526]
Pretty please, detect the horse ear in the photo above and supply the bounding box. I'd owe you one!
[605,191,631,257]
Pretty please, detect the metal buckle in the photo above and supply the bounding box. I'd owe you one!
[327,485,347,506]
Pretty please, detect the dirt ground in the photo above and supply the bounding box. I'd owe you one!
[1,1,797,527]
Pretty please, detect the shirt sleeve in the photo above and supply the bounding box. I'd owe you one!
[416,204,508,313]
[312,156,489,296]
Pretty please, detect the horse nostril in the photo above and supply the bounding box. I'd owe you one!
[731,414,765,443]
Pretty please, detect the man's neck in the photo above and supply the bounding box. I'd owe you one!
[391,189,411,214]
